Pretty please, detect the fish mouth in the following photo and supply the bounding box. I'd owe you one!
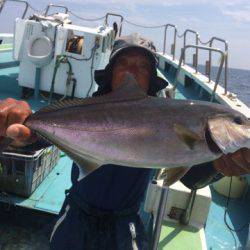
[205,125,222,154]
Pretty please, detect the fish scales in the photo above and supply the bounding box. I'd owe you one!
[26,98,229,166]
[21,77,250,176]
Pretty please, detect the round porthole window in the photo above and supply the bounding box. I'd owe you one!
[27,35,53,67]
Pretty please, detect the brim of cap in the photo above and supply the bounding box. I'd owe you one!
[110,45,158,67]
[94,68,169,93]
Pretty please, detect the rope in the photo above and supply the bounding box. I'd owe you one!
[177,32,185,38]
[28,5,47,14]
[68,10,106,21]
[68,12,166,28]
[86,45,98,97]
[198,37,213,45]
[224,177,249,233]
[123,19,165,29]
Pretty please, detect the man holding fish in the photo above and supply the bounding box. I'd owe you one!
[0,33,249,249]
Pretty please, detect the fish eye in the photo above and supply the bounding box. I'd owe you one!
[233,116,243,125]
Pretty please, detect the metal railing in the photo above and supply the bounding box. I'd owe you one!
[0,4,230,96]
[44,4,69,16]
[114,17,229,95]
[183,29,200,72]
[161,26,229,94]
[173,45,225,102]
[104,13,124,37]
[163,24,177,60]
[208,37,228,94]
[0,0,29,19]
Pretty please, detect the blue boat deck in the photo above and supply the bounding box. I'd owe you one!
[0,51,249,249]
[161,68,250,249]
[0,52,73,214]
[206,187,250,249]
[0,156,72,214]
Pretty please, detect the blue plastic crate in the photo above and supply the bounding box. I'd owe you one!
[0,146,60,197]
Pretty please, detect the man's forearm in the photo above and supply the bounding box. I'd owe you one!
[180,162,223,189]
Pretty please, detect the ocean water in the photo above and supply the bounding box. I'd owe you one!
[224,67,250,107]
[197,65,250,106]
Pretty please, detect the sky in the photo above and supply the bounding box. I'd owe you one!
[0,0,250,70]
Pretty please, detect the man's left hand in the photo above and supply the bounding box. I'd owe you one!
[213,148,250,176]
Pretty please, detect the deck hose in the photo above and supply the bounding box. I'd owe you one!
[49,55,75,103]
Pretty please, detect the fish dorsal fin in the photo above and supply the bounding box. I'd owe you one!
[34,73,147,115]
[174,124,202,150]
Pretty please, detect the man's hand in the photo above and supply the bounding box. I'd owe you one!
[0,98,37,147]
[213,148,250,176]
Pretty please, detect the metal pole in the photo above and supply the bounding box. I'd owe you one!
[210,52,225,102]
[104,13,124,36]
[183,32,186,65]
[173,48,185,91]
[180,189,197,225]
[0,0,29,19]
[118,16,123,36]
[183,30,200,68]
[163,24,177,59]
[208,37,228,93]
[224,48,228,94]
[34,67,41,100]
[0,0,6,14]
[44,3,69,16]
[208,40,212,82]
[152,185,169,250]
[195,34,199,73]
[173,28,177,60]
[21,0,28,19]
[163,25,167,54]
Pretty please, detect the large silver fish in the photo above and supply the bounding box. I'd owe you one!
[19,75,250,176]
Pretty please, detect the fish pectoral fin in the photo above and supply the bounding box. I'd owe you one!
[174,124,201,150]
[159,167,190,186]
[72,156,102,177]
[37,132,101,177]
[61,147,101,176]
[208,117,250,154]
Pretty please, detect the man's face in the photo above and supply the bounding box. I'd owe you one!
[111,50,152,92]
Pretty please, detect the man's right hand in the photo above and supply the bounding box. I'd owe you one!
[0,98,37,147]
